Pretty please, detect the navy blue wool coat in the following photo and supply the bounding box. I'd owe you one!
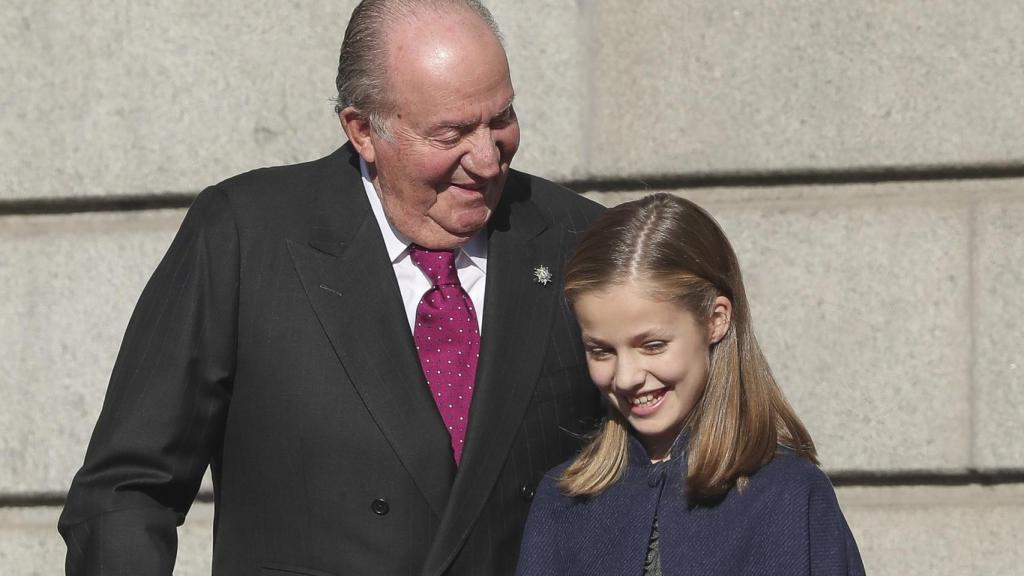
[516,436,865,575]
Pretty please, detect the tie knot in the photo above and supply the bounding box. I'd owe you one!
[409,245,460,287]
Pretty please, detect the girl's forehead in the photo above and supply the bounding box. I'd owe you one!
[575,286,701,333]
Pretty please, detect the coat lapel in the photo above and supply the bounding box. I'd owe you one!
[423,174,569,575]
[286,146,455,517]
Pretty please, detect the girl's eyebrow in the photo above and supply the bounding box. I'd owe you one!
[582,327,669,347]
[628,329,665,342]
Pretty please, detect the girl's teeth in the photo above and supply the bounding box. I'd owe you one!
[631,392,659,406]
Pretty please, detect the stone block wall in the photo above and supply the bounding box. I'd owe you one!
[2,1,1022,574]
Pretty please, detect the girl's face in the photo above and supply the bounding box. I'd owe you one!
[574,281,725,460]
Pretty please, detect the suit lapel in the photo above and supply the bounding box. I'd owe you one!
[287,146,455,517]
[423,175,568,575]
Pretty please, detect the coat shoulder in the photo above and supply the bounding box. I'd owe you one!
[530,458,578,511]
[739,449,842,519]
[754,450,834,493]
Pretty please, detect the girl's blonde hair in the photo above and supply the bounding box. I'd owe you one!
[561,193,816,501]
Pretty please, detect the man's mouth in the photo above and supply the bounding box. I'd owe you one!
[451,181,486,192]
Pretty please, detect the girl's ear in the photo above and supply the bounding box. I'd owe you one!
[708,296,732,344]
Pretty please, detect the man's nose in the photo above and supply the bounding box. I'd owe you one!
[463,128,500,179]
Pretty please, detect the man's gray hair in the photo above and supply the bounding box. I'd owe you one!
[334,0,503,139]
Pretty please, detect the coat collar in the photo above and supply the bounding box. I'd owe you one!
[627,427,691,469]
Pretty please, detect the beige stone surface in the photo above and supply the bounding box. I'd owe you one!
[0,0,586,201]
[488,0,588,181]
[588,1,1024,177]
[0,209,185,493]
[0,1,358,200]
[5,0,1023,196]
[838,484,1024,576]
[973,191,1024,469]
[715,190,971,472]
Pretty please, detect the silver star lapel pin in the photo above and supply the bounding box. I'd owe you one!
[533,265,552,286]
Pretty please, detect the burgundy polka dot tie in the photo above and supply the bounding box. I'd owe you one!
[409,245,480,465]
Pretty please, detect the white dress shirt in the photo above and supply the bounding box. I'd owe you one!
[360,158,487,333]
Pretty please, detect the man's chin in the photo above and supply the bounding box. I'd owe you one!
[449,210,492,235]
[410,216,487,250]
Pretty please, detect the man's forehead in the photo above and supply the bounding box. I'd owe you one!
[386,7,500,59]
[393,6,505,60]
[383,9,514,126]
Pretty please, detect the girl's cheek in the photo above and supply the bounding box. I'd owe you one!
[586,364,612,390]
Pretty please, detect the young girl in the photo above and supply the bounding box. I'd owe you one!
[516,193,864,576]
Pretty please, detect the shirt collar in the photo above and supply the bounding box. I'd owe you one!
[360,157,487,270]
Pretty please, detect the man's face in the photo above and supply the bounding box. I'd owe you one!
[362,11,520,249]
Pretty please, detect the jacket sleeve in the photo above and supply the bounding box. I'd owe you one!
[807,472,866,576]
[514,473,567,576]
[58,187,239,575]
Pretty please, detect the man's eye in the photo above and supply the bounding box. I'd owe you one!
[492,108,515,127]
[433,134,461,147]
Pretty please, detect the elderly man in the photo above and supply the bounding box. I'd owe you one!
[58,1,602,575]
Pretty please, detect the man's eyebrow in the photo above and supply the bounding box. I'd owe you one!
[494,95,516,118]
[437,119,478,131]
[435,96,516,130]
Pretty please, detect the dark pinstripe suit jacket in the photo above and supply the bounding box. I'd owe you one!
[59,144,604,576]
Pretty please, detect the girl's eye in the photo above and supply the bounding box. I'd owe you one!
[586,347,611,360]
[642,341,667,353]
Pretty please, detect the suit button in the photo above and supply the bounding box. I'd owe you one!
[520,483,536,502]
[371,498,390,515]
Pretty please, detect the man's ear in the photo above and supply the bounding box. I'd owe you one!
[708,296,733,344]
[339,107,377,164]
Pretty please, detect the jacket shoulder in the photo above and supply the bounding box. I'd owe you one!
[508,169,605,228]
[213,150,342,203]
[194,147,359,235]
